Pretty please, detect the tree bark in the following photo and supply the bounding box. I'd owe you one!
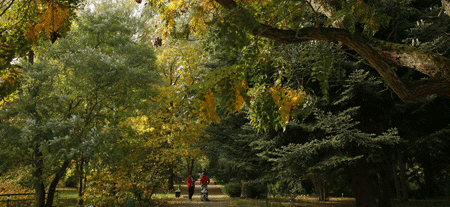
[46,160,71,207]
[33,148,45,207]
[392,153,401,201]
[350,158,377,207]
[167,164,174,190]
[213,0,450,102]
[310,173,328,201]
[187,158,195,176]
[77,159,84,206]
[442,0,450,16]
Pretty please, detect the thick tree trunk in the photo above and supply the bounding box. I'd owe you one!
[34,182,46,207]
[46,160,70,207]
[350,158,377,207]
[33,149,45,207]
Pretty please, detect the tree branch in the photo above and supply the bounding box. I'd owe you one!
[0,0,14,17]
[213,0,450,102]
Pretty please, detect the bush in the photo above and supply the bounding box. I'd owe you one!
[223,182,241,197]
[248,182,267,199]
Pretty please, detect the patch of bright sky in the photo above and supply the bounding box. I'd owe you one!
[85,0,146,17]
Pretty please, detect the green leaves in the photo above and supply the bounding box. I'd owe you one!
[0,1,159,196]
[328,0,391,35]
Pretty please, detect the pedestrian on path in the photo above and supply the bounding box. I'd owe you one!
[200,172,210,186]
[200,172,210,201]
[186,173,196,200]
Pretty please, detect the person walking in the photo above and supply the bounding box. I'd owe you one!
[200,173,210,201]
[186,173,196,200]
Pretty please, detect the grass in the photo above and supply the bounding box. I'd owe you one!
[230,197,450,207]
[55,188,79,207]
[232,197,357,207]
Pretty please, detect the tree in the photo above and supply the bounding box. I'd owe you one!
[1,0,82,100]
[200,110,272,198]
[147,0,450,103]
[0,1,158,206]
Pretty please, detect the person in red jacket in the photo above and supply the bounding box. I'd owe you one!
[200,173,210,201]
[200,173,210,186]
[186,173,196,200]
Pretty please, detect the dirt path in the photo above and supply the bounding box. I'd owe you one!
[166,181,237,207]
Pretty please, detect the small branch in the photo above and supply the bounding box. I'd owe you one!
[0,0,14,17]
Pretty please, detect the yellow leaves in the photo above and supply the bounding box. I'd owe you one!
[199,91,220,124]
[230,79,248,113]
[269,85,305,126]
[26,1,69,43]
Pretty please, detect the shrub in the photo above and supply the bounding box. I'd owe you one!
[223,182,241,197]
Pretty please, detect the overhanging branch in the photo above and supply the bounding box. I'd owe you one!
[213,0,450,102]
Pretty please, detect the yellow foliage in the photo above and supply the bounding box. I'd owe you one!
[269,85,305,126]
[199,91,220,123]
[230,79,248,113]
[26,1,69,43]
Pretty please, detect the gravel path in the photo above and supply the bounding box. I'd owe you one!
[166,181,237,207]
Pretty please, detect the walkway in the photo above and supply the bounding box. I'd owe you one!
[166,181,237,207]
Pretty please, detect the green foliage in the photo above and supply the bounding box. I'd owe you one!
[0,2,159,206]
[223,181,242,197]
[328,0,391,35]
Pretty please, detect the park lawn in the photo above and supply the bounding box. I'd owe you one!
[232,197,450,207]
[232,197,357,207]
[54,188,79,207]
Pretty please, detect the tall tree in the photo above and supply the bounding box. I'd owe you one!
[0,1,158,206]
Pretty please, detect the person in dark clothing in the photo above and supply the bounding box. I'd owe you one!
[186,173,196,200]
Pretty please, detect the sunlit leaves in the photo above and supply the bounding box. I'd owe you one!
[248,84,305,131]
[0,66,21,103]
[199,91,220,123]
[269,85,305,127]
[329,0,391,35]
[26,1,70,43]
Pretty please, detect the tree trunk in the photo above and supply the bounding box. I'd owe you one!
[392,153,401,201]
[240,180,251,198]
[398,151,409,201]
[350,158,377,207]
[310,173,328,201]
[167,164,174,190]
[33,149,45,207]
[45,160,70,207]
[77,159,84,206]
[187,158,195,176]
[377,162,392,207]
